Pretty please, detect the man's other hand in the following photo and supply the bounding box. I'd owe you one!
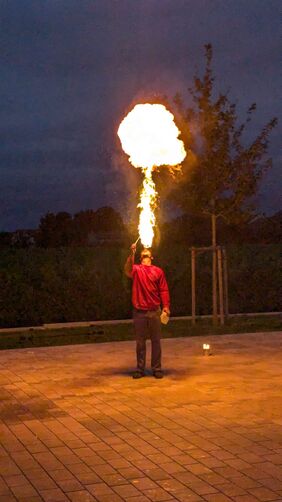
[130,243,137,254]
[162,307,170,316]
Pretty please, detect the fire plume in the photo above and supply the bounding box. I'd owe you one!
[138,166,156,248]
[118,103,186,248]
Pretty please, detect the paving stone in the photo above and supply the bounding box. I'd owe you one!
[131,477,159,491]
[26,442,48,454]
[84,454,107,467]
[71,471,101,485]
[232,476,263,489]
[118,467,145,479]
[263,454,282,465]
[49,469,76,482]
[214,466,242,479]
[10,482,39,498]
[185,464,213,476]
[255,463,282,480]
[0,477,11,496]
[0,495,17,502]
[74,447,99,459]
[157,478,188,493]
[87,484,113,497]
[109,458,133,469]
[142,486,174,501]
[33,452,65,471]
[259,479,282,491]
[29,476,57,491]
[67,490,96,501]
[187,483,218,496]
[99,472,127,485]
[171,492,204,501]
[202,494,233,501]
[234,496,261,502]
[198,471,228,485]
[123,496,152,502]
[56,478,84,492]
[0,458,21,477]
[17,497,44,502]
[159,463,187,475]
[211,450,235,461]
[144,468,172,481]
[11,451,41,472]
[95,494,124,502]
[237,453,264,464]
[39,487,69,501]
[4,474,28,488]
[114,483,143,497]
[216,482,246,497]
[247,486,281,501]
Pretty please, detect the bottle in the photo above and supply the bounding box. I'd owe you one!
[160,311,169,325]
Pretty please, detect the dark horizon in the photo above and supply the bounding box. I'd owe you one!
[1,0,281,231]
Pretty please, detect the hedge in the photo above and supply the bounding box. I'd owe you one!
[0,244,281,327]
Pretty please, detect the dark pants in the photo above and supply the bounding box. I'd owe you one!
[133,308,162,372]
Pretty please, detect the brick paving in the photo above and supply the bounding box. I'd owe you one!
[0,331,281,502]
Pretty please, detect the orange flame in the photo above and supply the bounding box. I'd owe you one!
[118,103,186,247]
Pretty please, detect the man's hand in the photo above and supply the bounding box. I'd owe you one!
[130,243,137,254]
[125,244,136,278]
[162,307,170,316]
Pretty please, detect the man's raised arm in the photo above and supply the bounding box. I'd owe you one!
[124,243,136,278]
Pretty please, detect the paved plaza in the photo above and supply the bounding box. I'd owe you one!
[0,331,282,502]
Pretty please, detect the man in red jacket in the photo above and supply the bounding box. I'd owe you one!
[124,244,170,379]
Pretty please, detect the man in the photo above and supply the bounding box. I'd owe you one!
[124,244,170,379]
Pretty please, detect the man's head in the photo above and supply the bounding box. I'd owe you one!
[140,248,153,266]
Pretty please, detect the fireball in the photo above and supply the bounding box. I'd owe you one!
[118,103,186,248]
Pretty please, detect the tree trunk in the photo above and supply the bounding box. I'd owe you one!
[211,213,218,325]
[191,247,196,325]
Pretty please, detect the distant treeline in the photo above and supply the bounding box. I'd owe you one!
[0,207,127,248]
[0,207,281,248]
[0,244,281,328]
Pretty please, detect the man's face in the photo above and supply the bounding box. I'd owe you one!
[140,249,152,265]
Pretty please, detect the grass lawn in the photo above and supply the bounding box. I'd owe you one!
[0,315,281,350]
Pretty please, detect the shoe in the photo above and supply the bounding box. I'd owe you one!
[153,371,164,379]
[132,371,145,379]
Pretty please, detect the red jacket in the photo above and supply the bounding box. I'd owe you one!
[127,263,170,311]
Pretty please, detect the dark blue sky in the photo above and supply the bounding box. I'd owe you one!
[1,0,281,230]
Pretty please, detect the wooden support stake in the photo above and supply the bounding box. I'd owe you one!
[191,247,196,325]
[217,247,225,325]
[212,248,218,325]
[212,214,218,325]
[222,247,229,319]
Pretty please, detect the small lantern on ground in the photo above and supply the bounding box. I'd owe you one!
[203,343,211,356]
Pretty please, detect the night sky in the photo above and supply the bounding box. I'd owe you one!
[1,0,281,231]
